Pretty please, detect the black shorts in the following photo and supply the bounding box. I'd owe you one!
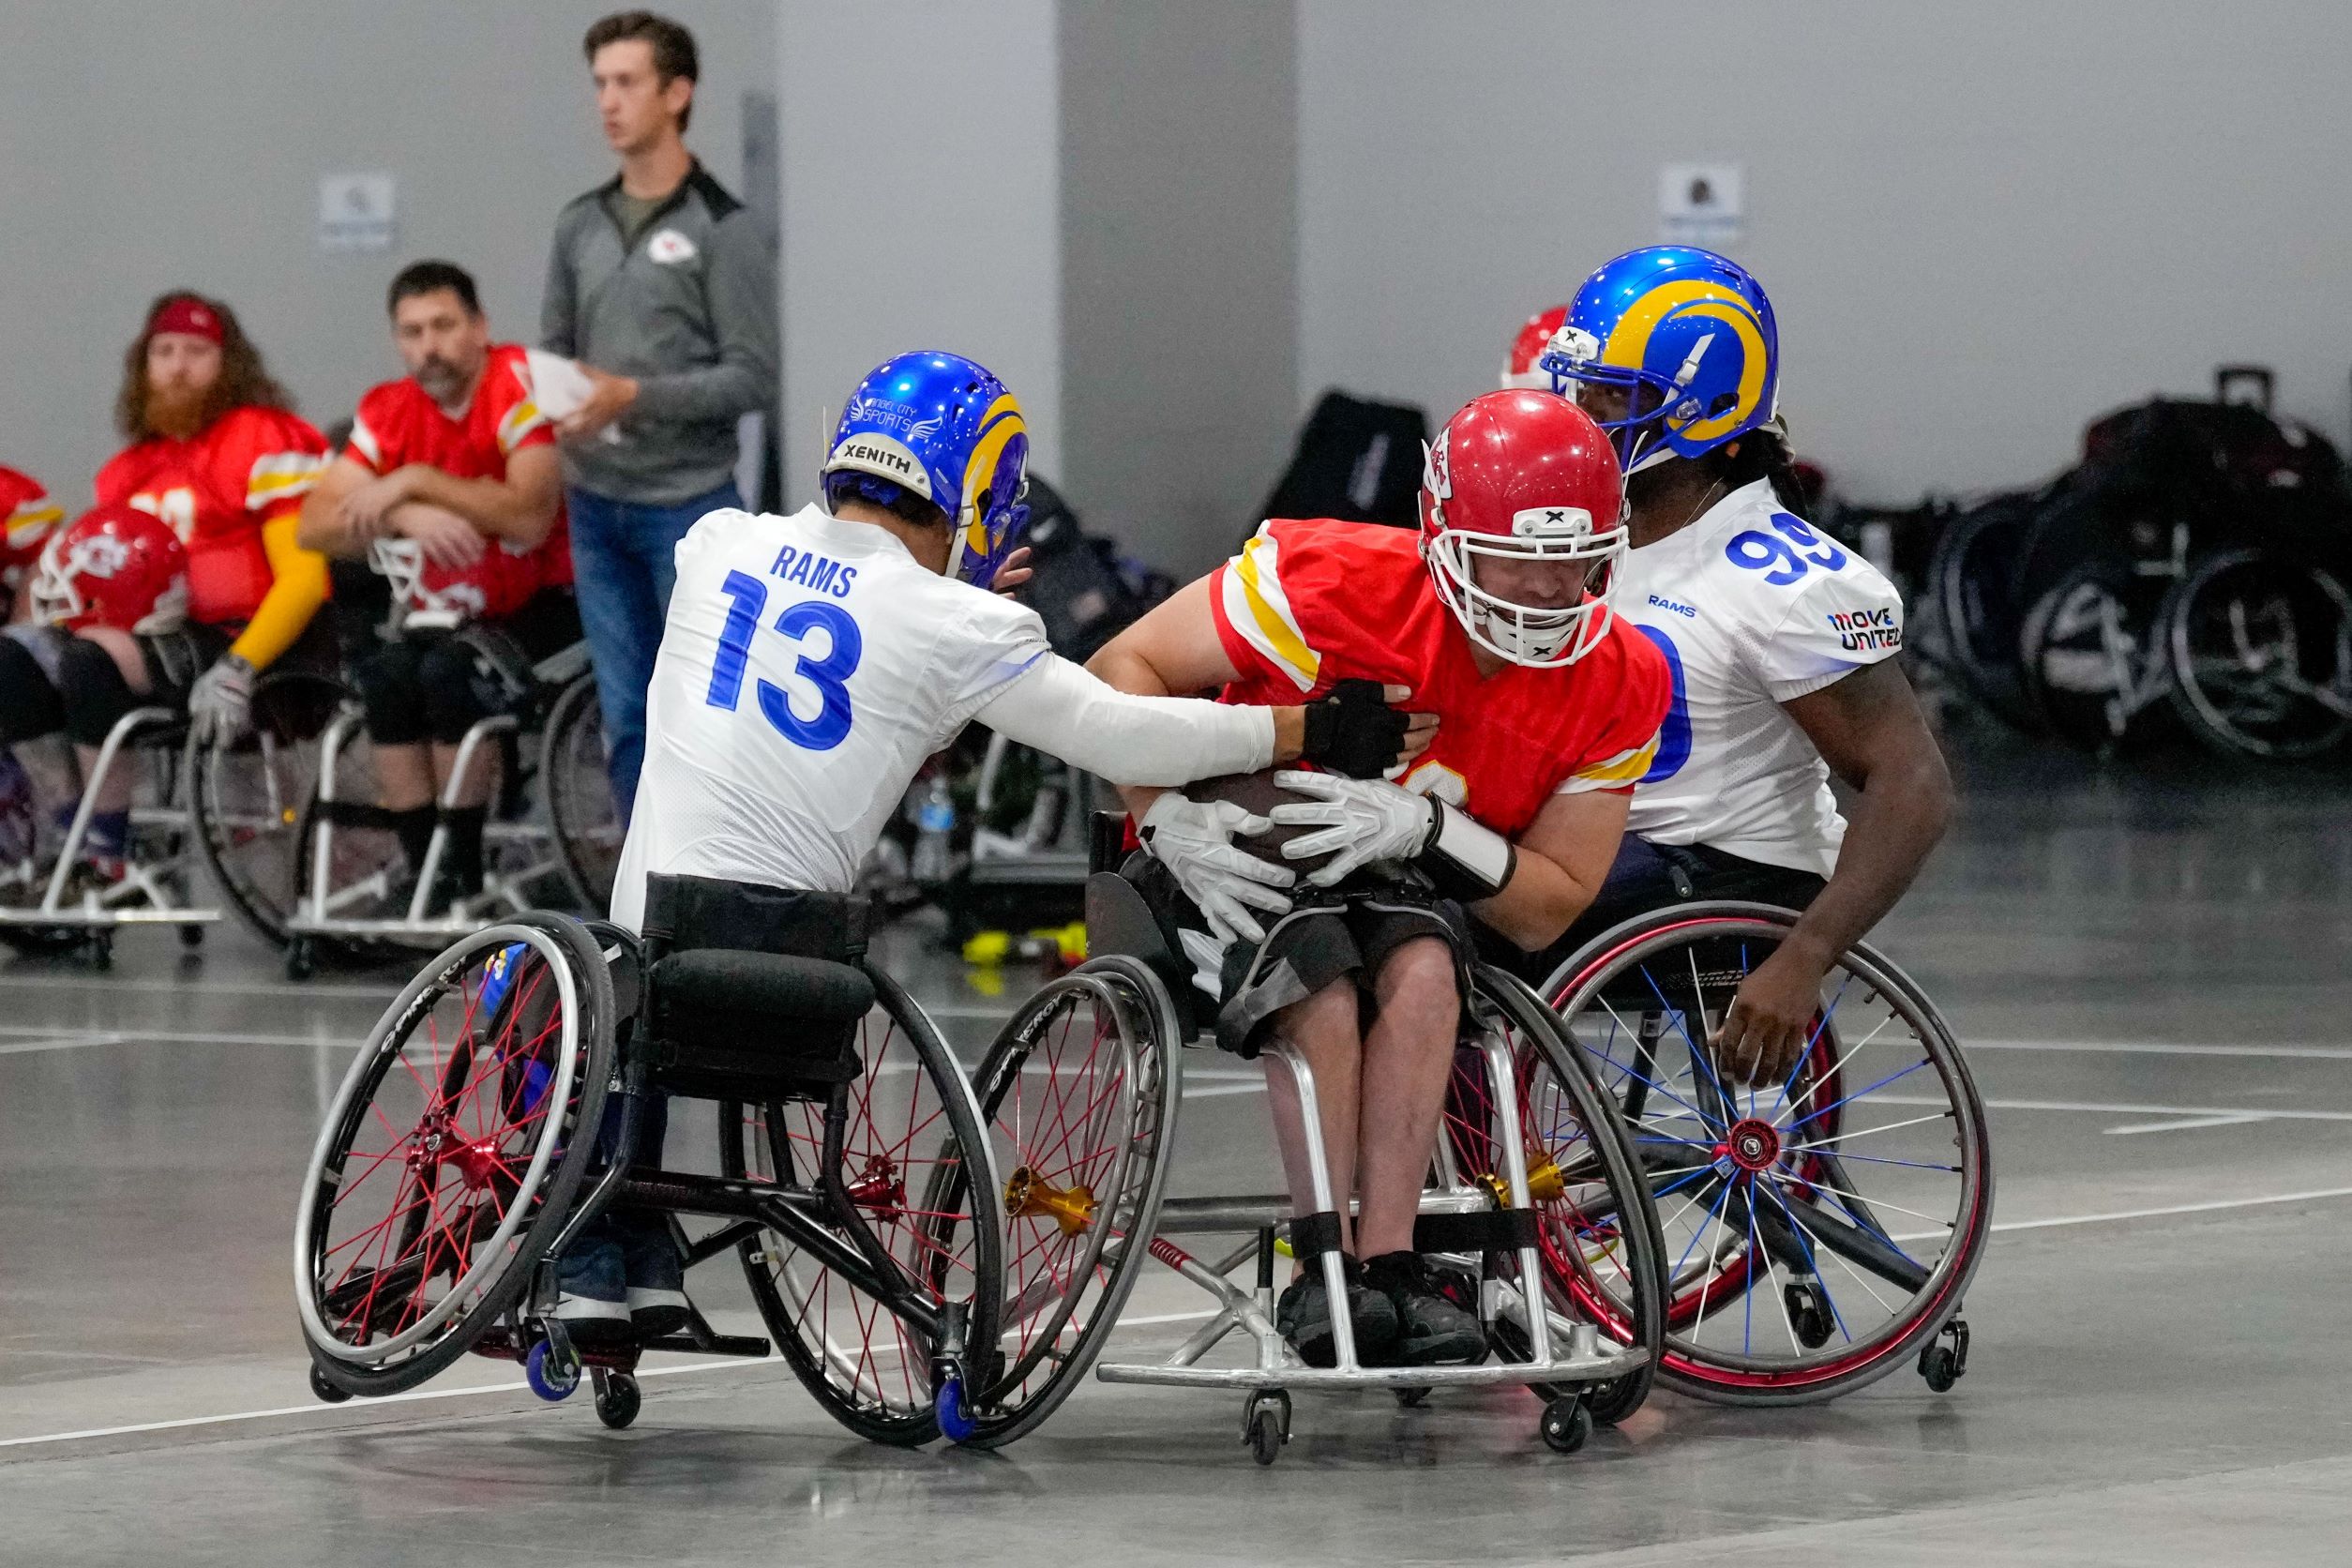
[1495,836,1829,987]
[1125,852,1472,1058]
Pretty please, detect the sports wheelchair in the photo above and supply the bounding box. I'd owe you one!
[274,632,619,979]
[1537,901,1992,1404]
[295,883,1003,1441]
[939,851,1670,1463]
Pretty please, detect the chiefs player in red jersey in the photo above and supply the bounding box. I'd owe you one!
[1091,390,1669,1367]
[299,261,574,903]
[1,466,66,624]
[0,296,328,880]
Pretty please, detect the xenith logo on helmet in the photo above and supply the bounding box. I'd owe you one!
[838,441,912,476]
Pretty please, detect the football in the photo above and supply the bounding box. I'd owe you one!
[1183,769,1336,876]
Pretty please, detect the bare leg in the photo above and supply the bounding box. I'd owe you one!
[1351,937,1462,1259]
[431,740,499,810]
[374,743,435,812]
[1261,977,1364,1261]
[72,628,151,817]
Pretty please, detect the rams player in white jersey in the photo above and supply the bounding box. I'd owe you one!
[565,351,1424,1339]
[1527,249,1953,1088]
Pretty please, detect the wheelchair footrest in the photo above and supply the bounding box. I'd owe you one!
[639,1333,770,1359]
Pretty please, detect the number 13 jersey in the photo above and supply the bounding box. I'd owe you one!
[611,505,1050,928]
[1616,479,1906,878]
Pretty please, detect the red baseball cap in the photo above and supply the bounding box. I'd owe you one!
[146,294,224,345]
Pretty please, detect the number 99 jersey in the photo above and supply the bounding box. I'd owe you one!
[610,504,1051,930]
[1616,478,1905,878]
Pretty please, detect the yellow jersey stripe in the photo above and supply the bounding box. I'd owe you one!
[1558,734,1661,793]
[1224,530,1319,691]
[498,399,548,454]
[6,503,63,544]
[245,452,325,509]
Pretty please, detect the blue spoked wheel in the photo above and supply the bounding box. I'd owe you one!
[934,1376,977,1444]
[526,1338,580,1402]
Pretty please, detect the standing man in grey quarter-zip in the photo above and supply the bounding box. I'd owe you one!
[542,9,778,822]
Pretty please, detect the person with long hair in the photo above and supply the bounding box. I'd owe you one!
[1524,246,1954,1086]
[0,292,327,883]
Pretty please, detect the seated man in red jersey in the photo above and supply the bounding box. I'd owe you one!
[1091,390,1670,1367]
[300,261,575,905]
[0,466,67,873]
[0,294,330,882]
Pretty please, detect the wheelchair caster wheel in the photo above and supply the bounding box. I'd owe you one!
[1786,1278,1834,1351]
[1539,1396,1591,1455]
[525,1339,580,1402]
[1394,1386,1431,1410]
[933,1376,977,1444]
[178,923,204,950]
[286,939,316,982]
[592,1370,641,1430]
[1243,1390,1289,1467]
[308,1364,353,1405]
[1918,1317,1970,1394]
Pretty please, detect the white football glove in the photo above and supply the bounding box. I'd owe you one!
[1139,792,1295,944]
[186,654,256,749]
[1267,769,1436,886]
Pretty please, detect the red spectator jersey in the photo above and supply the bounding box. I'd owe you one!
[0,465,64,585]
[1210,518,1671,837]
[95,405,327,626]
[348,343,569,618]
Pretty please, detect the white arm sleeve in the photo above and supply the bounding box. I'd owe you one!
[972,654,1276,785]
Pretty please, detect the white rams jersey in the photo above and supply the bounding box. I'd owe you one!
[610,505,1049,928]
[1616,479,1905,878]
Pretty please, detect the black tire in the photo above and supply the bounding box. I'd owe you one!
[716,963,1004,1447]
[1452,966,1669,1428]
[542,675,621,914]
[2162,548,2352,760]
[2014,558,2168,751]
[296,916,616,1397]
[1542,902,1994,1407]
[955,955,1183,1449]
[1926,499,2043,732]
[187,672,351,947]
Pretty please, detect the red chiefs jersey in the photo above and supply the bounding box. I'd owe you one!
[348,343,569,616]
[0,465,65,585]
[1211,518,1671,837]
[95,405,327,626]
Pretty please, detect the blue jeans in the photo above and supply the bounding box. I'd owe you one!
[566,480,742,820]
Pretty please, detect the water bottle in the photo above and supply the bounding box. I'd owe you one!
[912,776,957,884]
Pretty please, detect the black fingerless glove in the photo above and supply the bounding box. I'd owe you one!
[1301,678,1410,779]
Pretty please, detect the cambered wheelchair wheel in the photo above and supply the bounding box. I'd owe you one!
[950,954,1182,1449]
[716,964,1003,1447]
[2163,548,2352,759]
[1444,967,1668,1426]
[2015,559,2170,752]
[542,674,621,914]
[1543,903,1993,1406]
[295,915,617,1396]
[188,671,351,946]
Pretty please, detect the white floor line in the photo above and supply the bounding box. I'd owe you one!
[1966,1037,2352,1061]
[1877,1093,2352,1124]
[0,1033,125,1057]
[0,1025,365,1051]
[2102,1112,2272,1137]
[0,972,395,1001]
[1988,1184,2352,1233]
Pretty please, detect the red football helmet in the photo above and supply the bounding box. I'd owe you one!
[1501,305,1570,390]
[369,535,535,630]
[1419,390,1628,668]
[31,505,190,634]
[0,465,63,588]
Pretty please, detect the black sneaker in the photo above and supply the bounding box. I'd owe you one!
[1363,1252,1486,1366]
[1275,1254,1398,1367]
[620,1221,690,1338]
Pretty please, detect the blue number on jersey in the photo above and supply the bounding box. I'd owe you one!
[1634,625,1692,784]
[1725,511,1849,586]
[704,570,863,751]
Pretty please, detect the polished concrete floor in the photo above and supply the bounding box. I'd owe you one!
[5,724,2351,1565]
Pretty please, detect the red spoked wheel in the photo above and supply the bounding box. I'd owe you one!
[948,956,1181,1449]
[1444,968,1667,1426]
[1543,903,1994,1406]
[295,915,615,1396]
[718,964,1003,1447]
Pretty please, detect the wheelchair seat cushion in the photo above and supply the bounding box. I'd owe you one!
[645,949,875,1092]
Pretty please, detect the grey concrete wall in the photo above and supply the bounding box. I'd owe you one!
[0,0,774,507]
[776,0,1061,500]
[1298,0,2352,504]
[1058,0,1298,576]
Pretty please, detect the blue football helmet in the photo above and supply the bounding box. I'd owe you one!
[1538,247,1779,475]
[821,351,1032,589]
